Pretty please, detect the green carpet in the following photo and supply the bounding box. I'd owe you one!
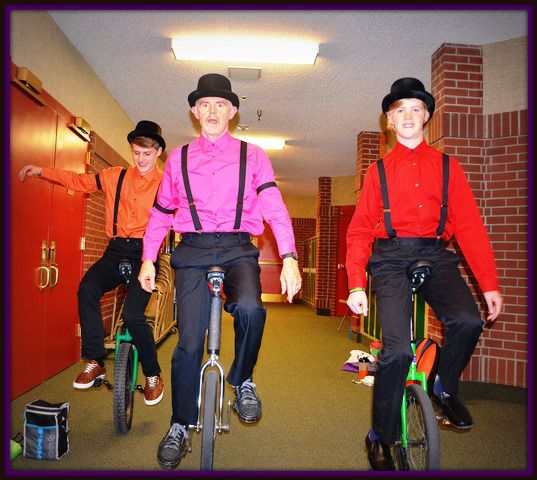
[9,303,528,473]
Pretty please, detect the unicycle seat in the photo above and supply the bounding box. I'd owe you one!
[407,260,432,293]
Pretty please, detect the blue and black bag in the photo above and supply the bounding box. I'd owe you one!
[23,399,69,460]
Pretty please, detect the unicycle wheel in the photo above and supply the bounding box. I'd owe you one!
[113,342,136,434]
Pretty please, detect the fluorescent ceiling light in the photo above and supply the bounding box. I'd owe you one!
[172,35,318,65]
[234,135,285,150]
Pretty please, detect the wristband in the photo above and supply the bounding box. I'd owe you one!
[349,287,365,293]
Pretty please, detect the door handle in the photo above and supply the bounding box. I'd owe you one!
[49,265,59,287]
[37,239,50,290]
[337,263,346,270]
[49,240,59,287]
[37,265,50,290]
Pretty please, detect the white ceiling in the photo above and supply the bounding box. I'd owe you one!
[48,9,527,196]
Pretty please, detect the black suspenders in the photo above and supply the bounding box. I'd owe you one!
[377,153,449,239]
[112,168,128,237]
[377,159,396,239]
[181,144,202,232]
[436,154,449,237]
[181,141,248,232]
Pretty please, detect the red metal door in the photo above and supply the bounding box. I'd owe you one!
[10,83,56,397]
[43,107,87,379]
[10,77,87,398]
[335,205,356,316]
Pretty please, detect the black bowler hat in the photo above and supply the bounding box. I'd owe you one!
[381,78,435,117]
[127,120,166,150]
[188,73,240,108]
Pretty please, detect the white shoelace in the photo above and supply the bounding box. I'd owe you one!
[147,376,159,388]
[83,361,100,373]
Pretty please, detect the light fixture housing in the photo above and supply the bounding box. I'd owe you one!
[172,35,318,65]
[235,135,285,150]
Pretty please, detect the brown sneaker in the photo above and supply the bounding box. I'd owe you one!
[73,360,106,389]
[144,375,164,405]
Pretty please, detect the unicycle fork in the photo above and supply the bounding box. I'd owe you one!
[190,266,231,471]
[392,260,440,470]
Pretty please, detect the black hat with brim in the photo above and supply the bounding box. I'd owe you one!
[127,120,166,150]
[381,77,435,117]
[188,73,240,108]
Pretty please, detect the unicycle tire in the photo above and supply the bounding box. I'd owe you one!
[201,370,218,471]
[393,383,440,470]
[113,342,136,434]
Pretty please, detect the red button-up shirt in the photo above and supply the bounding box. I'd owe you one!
[143,132,296,262]
[41,165,162,238]
[346,141,499,293]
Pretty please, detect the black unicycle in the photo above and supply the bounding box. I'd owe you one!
[190,266,231,471]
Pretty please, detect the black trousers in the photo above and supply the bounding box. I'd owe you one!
[368,240,484,444]
[77,238,161,377]
[169,232,266,426]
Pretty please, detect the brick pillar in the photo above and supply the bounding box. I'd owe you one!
[428,43,528,387]
[356,131,383,197]
[315,177,333,315]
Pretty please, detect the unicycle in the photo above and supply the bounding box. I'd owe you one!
[113,328,142,434]
[190,266,231,471]
[111,258,144,434]
[391,260,441,470]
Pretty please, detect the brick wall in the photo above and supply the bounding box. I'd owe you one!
[293,217,316,268]
[315,177,333,314]
[429,43,527,388]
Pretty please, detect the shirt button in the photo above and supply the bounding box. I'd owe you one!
[412,163,417,167]
[415,183,419,187]
[418,204,423,208]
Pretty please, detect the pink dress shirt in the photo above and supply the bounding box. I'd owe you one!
[143,132,296,262]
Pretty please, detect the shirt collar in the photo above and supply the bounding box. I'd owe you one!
[133,164,162,181]
[199,131,232,154]
[391,139,429,159]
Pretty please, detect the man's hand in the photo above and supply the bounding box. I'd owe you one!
[280,257,302,303]
[19,164,43,181]
[347,290,368,316]
[483,290,502,322]
[138,259,156,293]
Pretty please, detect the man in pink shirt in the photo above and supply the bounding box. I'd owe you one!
[139,73,302,470]
[346,78,503,470]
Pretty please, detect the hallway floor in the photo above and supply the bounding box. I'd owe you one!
[8,303,529,474]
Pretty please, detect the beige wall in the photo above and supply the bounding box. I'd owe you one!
[331,176,356,206]
[283,194,317,219]
[483,36,527,115]
[10,11,133,161]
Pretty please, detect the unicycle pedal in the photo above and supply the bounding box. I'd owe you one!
[101,379,114,390]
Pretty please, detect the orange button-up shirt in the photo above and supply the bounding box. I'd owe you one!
[41,165,162,239]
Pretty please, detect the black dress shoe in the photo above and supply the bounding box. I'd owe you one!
[432,392,474,429]
[365,434,395,470]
